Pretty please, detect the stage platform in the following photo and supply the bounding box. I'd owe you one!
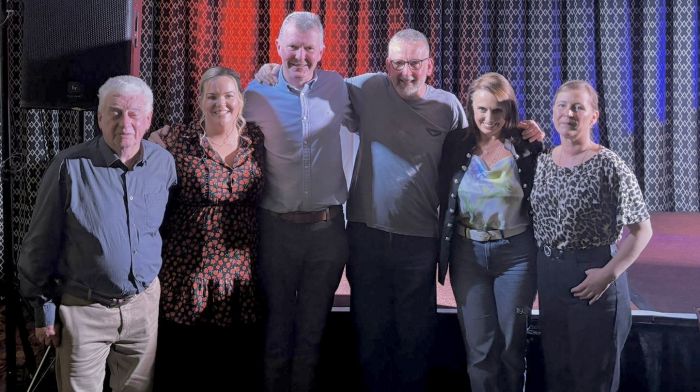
[333,212,700,318]
[323,212,700,391]
[3,213,699,391]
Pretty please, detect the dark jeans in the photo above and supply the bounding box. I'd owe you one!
[346,222,438,392]
[449,228,537,392]
[258,209,348,392]
[537,244,631,392]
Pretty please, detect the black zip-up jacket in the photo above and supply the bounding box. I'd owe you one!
[437,128,542,284]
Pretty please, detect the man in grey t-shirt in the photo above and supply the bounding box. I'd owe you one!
[344,29,466,392]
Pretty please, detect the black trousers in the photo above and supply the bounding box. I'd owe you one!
[347,222,438,392]
[537,245,631,392]
[257,209,348,392]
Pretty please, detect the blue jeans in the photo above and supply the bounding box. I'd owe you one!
[258,209,348,392]
[449,228,537,392]
[537,244,631,392]
[347,222,438,392]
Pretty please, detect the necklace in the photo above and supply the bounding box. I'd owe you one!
[206,134,236,147]
[477,139,506,158]
[554,144,598,168]
[202,126,238,148]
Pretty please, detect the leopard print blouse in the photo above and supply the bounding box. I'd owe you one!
[531,147,649,250]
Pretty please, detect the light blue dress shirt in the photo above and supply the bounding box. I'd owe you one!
[244,69,352,213]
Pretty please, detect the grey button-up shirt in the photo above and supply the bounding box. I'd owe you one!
[18,137,177,327]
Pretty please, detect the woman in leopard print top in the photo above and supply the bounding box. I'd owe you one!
[530,80,652,392]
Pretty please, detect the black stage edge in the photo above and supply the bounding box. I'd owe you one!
[318,309,700,392]
[12,308,700,391]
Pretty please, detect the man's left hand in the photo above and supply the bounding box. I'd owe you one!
[518,120,545,143]
[255,63,281,86]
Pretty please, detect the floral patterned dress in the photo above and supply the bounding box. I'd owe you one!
[159,122,264,327]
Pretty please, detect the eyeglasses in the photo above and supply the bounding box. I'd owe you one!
[389,57,430,71]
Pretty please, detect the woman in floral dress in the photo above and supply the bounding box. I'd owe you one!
[151,66,264,390]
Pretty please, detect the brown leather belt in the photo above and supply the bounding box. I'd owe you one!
[269,205,343,224]
[65,286,137,308]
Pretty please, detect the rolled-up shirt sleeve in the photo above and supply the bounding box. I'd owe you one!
[18,156,67,328]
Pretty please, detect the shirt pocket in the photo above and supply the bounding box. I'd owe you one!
[145,191,169,230]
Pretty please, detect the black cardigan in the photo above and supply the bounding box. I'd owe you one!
[436,128,542,284]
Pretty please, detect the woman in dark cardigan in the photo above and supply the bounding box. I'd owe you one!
[437,72,542,392]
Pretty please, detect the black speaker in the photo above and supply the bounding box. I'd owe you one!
[20,0,142,110]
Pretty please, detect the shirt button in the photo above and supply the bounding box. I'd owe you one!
[449,209,454,213]
[454,179,459,183]
[461,165,467,171]
[466,153,471,158]
[450,193,455,198]
[523,183,528,188]
[129,195,134,201]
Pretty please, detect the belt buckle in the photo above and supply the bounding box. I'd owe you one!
[108,295,135,308]
[543,245,552,257]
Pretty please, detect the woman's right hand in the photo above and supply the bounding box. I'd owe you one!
[255,63,281,85]
[571,267,616,305]
[148,125,170,148]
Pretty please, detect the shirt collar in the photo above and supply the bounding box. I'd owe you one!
[98,137,146,169]
[277,68,318,93]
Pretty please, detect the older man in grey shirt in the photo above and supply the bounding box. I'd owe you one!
[19,76,176,392]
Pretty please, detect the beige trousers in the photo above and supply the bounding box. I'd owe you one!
[55,279,160,392]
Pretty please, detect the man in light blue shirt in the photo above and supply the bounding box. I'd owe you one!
[243,11,352,392]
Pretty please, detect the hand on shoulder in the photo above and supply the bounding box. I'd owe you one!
[148,125,170,148]
[255,63,280,86]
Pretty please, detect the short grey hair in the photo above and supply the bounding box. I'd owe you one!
[97,75,153,113]
[278,11,324,48]
[388,28,429,55]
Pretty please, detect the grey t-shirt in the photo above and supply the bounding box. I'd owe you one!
[345,73,467,237]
